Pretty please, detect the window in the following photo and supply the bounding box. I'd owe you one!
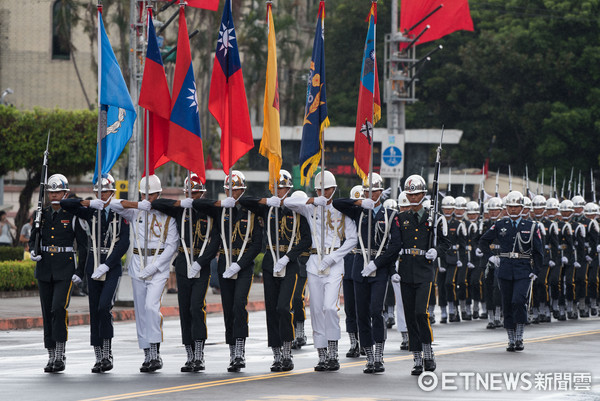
[52,0,71,59]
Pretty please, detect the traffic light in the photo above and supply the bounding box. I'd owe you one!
[115,180,128,199]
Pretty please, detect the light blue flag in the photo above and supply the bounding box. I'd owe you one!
[93,12,136,183]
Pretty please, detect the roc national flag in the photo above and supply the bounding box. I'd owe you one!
[209,0,254,174]
[353,2,381,180]
[299,1,329,186]
[94,11,136,184]
[167,3,205,181]
[259,2,282,193]
[139,10,170,175]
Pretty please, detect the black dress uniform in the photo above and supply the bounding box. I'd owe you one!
[532,216,559,323]
[584,218,600,316]
[479,217,543,350]
[438,217,466,322]
[30,205,87,372]
[342,250,360,357]
[456,218,472,320]
[396,208,450,374]
[151,198,220,372]
[239,197,311,371]
[334,199,402,373]
[481,218,503,327]
[466,219,484,319]
[552,219,574,319]
[60,199,130,372]
[573,214,596,316]
[192,198,263,371]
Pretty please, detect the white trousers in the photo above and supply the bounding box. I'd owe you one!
[392,281,408,332]
[306,265,343,349]
[131,274,168,349]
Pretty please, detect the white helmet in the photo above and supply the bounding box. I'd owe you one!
[350,185,364,200]
[139,175,162,194]
[314,170,337,190]
[523,196,532,209]
[584,202,599,215]
[532,195,546,209]
[441,196,455,208]
[94,173,116,192]
[383,199,398,210]
[404,175,427,194]
[362,173,384,191]
[398,191,409,207]
[483,202,489,214]
[47,174,70,192]
[466,201,480,214]
[454,196,467,210]
[572,195,586,208]
[223,170,247,190]
[559,199,574,213]
[277,169,294,188]
[183,173,206,193]
[502,195,508,208]
[487,197,503,210]
[505,191,524,207]
[291,190,308,198]
[546,198,560,210]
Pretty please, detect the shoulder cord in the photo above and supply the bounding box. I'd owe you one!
[181,209,212,268]
[575,222,586,238]
[220,209,253,266]
[91,213,118,269]
[131,212,168,270]
[358,209,394,266]
[267,208,298,263]
[236,211,253,263]
[513,222,534,254]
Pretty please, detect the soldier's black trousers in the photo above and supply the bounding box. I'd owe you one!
[354,278,387,348]
[484,266,501,310]
[469,266,484,302]
[263,257,298,347]
[456,264,469,301]
[564,265,576,302]
[588,263,599,300]
[219,266,253,345]
[177,270,210,345]
[533,264,550,308]
[292,275,307,325]
[575,264,589,300]
[38,278,72,349]
[548,264,563,302]
[400,281,434,351]
[498,277,530,328]
[87,267,120,346]
[343,277,358,333]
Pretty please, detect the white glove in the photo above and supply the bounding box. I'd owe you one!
[489,255,500,267]
[188,261,202,279]
[180,198,194,209]
[138,200,152,211]
[139,263,158,279]
[574,261,581,269]
[361,261,377,277]
[438,266,446,273]
[91,263,110,279]
[456,260,463,268]
[313,196,328,207]
[475,248,484,257]
[562,256,568,264]
[549,260,556,268]
[266,196,281,208]
[30,251,42,262]
[529,273,537,281]
[319,255,335,272]
[467,262,475,269]
[71,274,82,284]
[223,262,241,278]
[274,255,289,273]
[425,248,437,260]
[89,199,104,210]
[597,244,600,253]
[586,255,593,263]
[221,197,236,208]
[391,273,401,283]
[361,199,375,210]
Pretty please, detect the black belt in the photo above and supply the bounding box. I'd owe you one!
[89,247,111,255]
[133,248,164,256]
[267,245,291,253]
[499,252,531,260]
[403,248,426,256]
[219,249,241,256]
[42,246,74,253]
[178,246,201,255]
[309,247,339,255]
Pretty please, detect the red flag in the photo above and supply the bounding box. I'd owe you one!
[208,0,253,174]
[167,5,206,181]
[400,0,473,46]
[139,10,170,175]
[185,0,219,11]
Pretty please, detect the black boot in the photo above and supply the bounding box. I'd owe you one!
[100,339,113,372]
[193,340,205,372]
[140,348,151,372]
[44,348,55,373]
[52,342,66,372]
[92,346,103,373]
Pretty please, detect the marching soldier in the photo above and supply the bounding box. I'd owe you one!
[108,175,179,372]
[334,173,402,374]
[395,175,450,375]
[150,174,220,372]
[465,201,483,319]
[559,200,584,319]
[30,174,87,373]
[546,197,568,320]
[572,196,597,317]
[190,171,263,372]
[284,170,358,372]
[479,191,543,352]
[61,174,130,373]
[238,170,311,372]
[584,203,600,316]
[454,196,472,320]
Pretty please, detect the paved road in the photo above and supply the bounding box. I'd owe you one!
[1,310,600,400]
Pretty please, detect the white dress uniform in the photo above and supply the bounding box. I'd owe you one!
[110,200,179,349]
[284,197,357,349]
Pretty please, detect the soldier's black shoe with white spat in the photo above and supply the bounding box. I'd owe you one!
[233,356,245,369]
[473,311,480,319]
[363,362,375,374]
[486,322,496,329]
[44,359,55,373]
[374,361,385,373]
[506,342,516,352]
[461,312,472,321]
[270,360,282,372]
[346,344,360,358]
[411,363,423,376]
[193,358,205,371]
[101,355,113,372]
[181,361,195,372]
[326,358,340,371]
[52,356,65,373]
[494,319,502,327]
[423,359,436,372]
[140,361,151,372]
[400,340,409,350]
[147,357,163,372]
[92,362,103,374]
[479,312,487,319]
[514,340,524,351]
[227,362,240,372]
[440,317,447,324]
[281,358,294,371]
[314,361,328,371]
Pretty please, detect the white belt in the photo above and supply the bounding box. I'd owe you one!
[42,246,74,253]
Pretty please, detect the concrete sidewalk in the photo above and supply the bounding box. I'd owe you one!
[0,278,265,331]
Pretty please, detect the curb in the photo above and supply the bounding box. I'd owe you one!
[0,300,266,331]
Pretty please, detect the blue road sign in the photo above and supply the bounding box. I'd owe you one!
[382,146,402,167]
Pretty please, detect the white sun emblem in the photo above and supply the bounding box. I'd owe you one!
[186,81,199,113]
[217,22,235,56]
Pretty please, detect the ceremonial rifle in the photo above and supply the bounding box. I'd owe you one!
[428,126,444,250]
[32,130,51,256]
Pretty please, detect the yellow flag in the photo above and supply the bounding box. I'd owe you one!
[259,4,282,194]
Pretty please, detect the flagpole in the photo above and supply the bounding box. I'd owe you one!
[366,1,377,267]
[320,1,325,262]
[143,5,152,269]
[97,2,106,274]
[188,170,194,265]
